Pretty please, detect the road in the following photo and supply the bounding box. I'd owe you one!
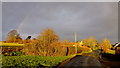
[59,55,102,68]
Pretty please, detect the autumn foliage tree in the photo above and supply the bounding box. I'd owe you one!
[6,30,22,43]
[37,28,59,46]
[88,36,99,50]
[101,38,112,52]
[82,36,99,50]
[37,28,60,56]
[3,30,23,56]
[23,28,60,56]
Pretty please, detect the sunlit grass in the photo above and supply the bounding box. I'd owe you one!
[106,49,115,54]
[0,42,24,46]
[77,48,93,55]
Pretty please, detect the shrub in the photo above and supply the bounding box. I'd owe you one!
[23,41,68,56]
[46,42,67,56]
[2,55,73,67]
[67,47,76,55]
[77,47,82,53]
[2,47,24,56]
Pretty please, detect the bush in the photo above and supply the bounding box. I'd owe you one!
[67,47,76,55]
[2,47,24,56]
[46,42,67,56]
[77,47,82,53]
[11,51,24,56]
[2,55,73,67]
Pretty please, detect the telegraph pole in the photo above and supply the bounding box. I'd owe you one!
[74,32,77,54]
[74,32,77,43]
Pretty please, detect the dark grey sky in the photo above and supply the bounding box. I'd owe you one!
[2,2,118,43]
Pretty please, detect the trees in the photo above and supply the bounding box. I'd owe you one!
[37,28,59,56]
[82,39,89,46]
[88,36,99,50]
[101,38,112,52]
[6,30,22,43]
[37,28,59,46]
[82,36,99,50]
[3,30,23,56]
[23,28,60,56]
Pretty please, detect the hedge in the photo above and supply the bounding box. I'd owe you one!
[2,55,73,67]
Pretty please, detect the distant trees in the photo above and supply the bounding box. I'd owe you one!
[6,30,22,43]
[88,36,99,50]
[82,36,99,50]
[61,39,71,46]
[101,38,112,52]
[5,28,114,56]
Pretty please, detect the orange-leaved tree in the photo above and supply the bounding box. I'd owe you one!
[23,28,59,56]
[37,28,59,46]
[82,36,99,50]
[101,38,112,52]
[6,30,22,43]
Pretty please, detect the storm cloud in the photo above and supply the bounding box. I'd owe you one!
[2,2,118,43]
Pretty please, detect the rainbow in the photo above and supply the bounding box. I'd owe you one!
[16,14,28,33]
[16,4,39,33]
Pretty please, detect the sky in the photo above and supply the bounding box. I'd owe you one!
[2,2,118,43]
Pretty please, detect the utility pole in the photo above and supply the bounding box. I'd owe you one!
[74,32,77,54]
[74,32,77,43]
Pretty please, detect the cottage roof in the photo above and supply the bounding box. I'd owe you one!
[113,42,120,49]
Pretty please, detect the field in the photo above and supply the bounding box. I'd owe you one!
[0,42,24,46]
[2,55,74,67]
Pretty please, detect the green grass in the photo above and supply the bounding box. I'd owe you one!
[2,55,74,67]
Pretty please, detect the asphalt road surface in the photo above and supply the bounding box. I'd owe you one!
[61,55,102,68]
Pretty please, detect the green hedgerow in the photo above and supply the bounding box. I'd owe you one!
[2,55,73,67]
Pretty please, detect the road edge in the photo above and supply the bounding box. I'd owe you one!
[56,54,76,67]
